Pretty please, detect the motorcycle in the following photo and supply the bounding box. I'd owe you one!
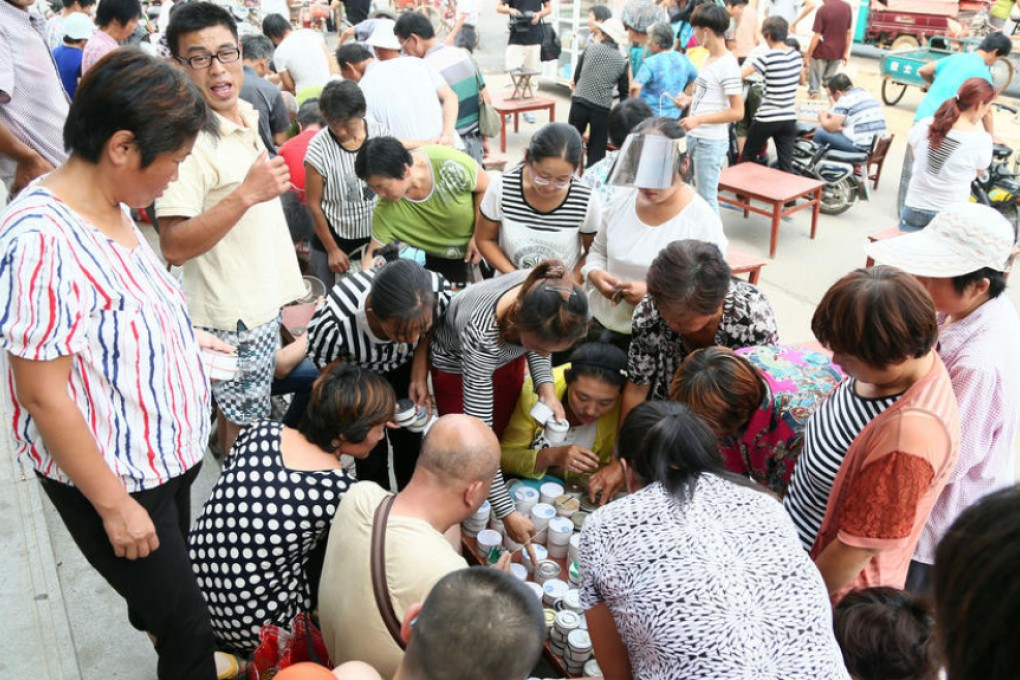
[790,124,871,216]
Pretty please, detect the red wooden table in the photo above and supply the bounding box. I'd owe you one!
[717,163,824,259]
[490,92,556,153]
[462,534,578,678]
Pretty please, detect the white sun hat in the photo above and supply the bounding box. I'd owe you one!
[366,19,401,51]
[865,203,1016,277]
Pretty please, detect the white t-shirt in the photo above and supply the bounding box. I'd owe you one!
[480,167,601,271]
[905,118,993,211]
[456,0,479,24]
[581,188,729,334]
[764,0,806,25]
[274,29,332,92]
[688,52,743,141]
[361,57,463,149]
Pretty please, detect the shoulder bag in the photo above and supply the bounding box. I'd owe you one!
[371,493,408,651]
[475,64,501,139]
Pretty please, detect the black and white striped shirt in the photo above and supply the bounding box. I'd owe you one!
[303,119,387,248]
[430,270,555,518]
[306,269,452,373]
[784,379,899,551]
[749,48,802,123]
[480,167,600,270]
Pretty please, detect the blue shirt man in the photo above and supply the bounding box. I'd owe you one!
[52,44,85,99]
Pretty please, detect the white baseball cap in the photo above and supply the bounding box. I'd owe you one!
[366,19,401,51]
[64,12,96,41]
[865,202,1016,277]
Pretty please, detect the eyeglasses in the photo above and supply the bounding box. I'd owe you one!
[529,164,573,190]
[542,284,578,302]
[177,47,241,70]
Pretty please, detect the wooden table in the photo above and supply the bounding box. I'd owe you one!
[717,163,824,259]
[726,247,767,285]
[462,534,578,678]
[490,92,556,154]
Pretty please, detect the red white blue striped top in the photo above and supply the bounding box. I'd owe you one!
[0,188,210,492]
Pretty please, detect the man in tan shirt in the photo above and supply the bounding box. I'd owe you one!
[318,415,501,678]
[156,3,305,454]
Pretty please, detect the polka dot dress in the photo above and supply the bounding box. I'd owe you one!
[188,420,353,654]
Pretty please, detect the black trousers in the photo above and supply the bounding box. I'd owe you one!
[741,118,798,174]
[568,99,611,168]
[354,360,423,491]
[39,465,216,680]
[343,0,370,24]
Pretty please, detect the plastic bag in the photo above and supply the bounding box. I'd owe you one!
[248,613,332,680]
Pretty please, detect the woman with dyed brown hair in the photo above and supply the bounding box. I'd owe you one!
[671,345,841,497]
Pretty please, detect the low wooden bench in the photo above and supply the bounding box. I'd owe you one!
[727,248,767,285]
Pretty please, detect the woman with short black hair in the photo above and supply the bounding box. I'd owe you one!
[189,363,395,655]
[0,50,217,680]
[306,258,453,488]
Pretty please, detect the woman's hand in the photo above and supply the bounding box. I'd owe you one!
[502,511,538,565]
[409,379,433,412]
[537,445,600,474]
[616,280,647,307]
[99,495,160,560]
[537,384,566,423]
[328,247,351,274]
[587,459,626,506]
[193,329,235,354]
[587,269,621,300]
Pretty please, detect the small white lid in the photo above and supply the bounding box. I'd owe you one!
[543,578,569,597]
[541,482,565,497]
[476,529,502,547]
[510,563,528,581]
[514,486,539,500]
[531,503,556,519]
[523,544,548,564]
[526,582,544,600]
[473,500,490,518]
[554,609,581,629]
[548,517,574,534]
[568,629,592,650]
[569,533,582,547]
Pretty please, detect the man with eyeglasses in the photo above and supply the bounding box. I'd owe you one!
[156,1,305,457]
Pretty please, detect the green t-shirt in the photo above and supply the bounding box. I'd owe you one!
[372,145,479,259]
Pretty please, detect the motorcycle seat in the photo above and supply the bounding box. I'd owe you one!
[825,149,869,164]
[795,122,817,137]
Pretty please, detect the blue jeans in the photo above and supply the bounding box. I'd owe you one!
[687,136,729,213]
[812,127,864,153]
[271,357,319,427]
[899,205,938,232]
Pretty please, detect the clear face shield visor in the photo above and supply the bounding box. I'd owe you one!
[606,132,687,190]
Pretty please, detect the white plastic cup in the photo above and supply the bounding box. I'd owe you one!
[540,482,565,505]
[568,533,582,563]
[547,516,574,546]
[526,581,544,601]
[531,503,556,531]
[547,541,568,559]
[544,419,569,445]
[542,578,569,607]
[514,486,540,515]
[476,529,503,564]
[510,563,528,581]
[393,398,416,426]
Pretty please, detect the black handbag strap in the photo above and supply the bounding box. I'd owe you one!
[371,494,407,650]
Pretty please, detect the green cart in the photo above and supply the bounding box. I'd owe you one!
[880,36,1015,106]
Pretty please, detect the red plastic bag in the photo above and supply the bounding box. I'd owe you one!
[249,613,332,680]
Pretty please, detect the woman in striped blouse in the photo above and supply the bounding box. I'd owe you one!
[475,123,600,280]
[429,260,590,544]
[0,51,221,680]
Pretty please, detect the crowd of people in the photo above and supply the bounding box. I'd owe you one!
[2,0,1020,679]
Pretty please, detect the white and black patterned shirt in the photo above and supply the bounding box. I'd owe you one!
[628,279,779,401]
[479,166,600,271]
[579,478,851,679]
[749,47,802,123]
[303,120,388,249]
[572,40,628,111]
[784,378,899,551]
[306,269,452,373]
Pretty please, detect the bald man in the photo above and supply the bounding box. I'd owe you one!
[318,415,501,679]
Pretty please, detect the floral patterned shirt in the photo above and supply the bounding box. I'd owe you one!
[722,345,843,498]
[628,279,779,401]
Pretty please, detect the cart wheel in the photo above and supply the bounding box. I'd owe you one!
[889,34,920,51]
[881,78,908,106]
[992,56,1016,93]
